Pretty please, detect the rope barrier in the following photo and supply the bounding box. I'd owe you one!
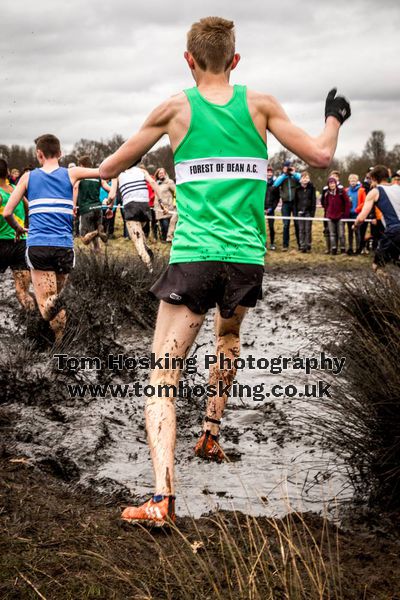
[101,205,375,223]
[265,215,374,223]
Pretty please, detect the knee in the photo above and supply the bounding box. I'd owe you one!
[217,314,242,340]
[150,368,181,389]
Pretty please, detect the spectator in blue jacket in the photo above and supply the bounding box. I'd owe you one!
[346,173,361,255]
[273,160,301,251]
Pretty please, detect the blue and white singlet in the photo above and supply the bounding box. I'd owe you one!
[27,167,74,248]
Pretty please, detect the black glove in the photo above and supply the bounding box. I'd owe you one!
[325,88,351,125]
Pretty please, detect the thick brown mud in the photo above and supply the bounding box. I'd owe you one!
[3,262,400,598]
[1,266,349,518]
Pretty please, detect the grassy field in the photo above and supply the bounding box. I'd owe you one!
[83,208,374,271]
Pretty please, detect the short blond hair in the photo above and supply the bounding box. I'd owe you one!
[187,17,235,74]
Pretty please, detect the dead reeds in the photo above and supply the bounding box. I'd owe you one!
[314,271,400,511]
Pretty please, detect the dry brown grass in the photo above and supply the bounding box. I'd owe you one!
[314,272,400,511]
[1,458,399,600]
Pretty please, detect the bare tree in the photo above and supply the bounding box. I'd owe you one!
[143,145,175,179]
[363,130,387,165]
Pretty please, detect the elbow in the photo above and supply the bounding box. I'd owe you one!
[99,164,113,180]
[99,159,118,181]
[3,207,11,219]
[308,149,332,169]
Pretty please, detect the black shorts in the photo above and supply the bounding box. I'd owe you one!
[0,239,28,273]
[374,227,400,267]
[150,261,264,319]
[26,246,75,274]
[124,201,151,222]
[80,208,102,236]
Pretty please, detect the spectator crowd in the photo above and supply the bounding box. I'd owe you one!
[5,158,400,259]
[266,160,400,255]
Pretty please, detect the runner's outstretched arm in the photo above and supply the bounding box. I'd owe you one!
[99,101,172,180]
[69,167,102,186]
[264,89,350,167]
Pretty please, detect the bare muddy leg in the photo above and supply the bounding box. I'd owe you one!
[97,223,108,244]
[126,220,153,270]
[12,269,35,311]
[92,235,101,254]
[81,230,99,246]
[30,270,68,343]
[204,305,248,437]
[147,301,205,495]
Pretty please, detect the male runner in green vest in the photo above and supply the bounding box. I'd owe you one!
[100,16,351,527]
[75,155,112,253]
[0,158,34,311]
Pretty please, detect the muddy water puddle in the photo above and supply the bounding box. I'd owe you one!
[0,270,350,518]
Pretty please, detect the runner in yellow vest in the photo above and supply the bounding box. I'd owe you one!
[100,16,351,527]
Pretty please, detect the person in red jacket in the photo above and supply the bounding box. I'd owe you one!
[320,170,345,253]
[324,176,350,254]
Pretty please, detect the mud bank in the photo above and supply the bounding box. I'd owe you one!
[1,457,400,600]
[0,264,351,518]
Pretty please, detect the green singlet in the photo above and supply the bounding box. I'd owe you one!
[78,178,102,215]
[0,186,26,240]
[170,84,268,265]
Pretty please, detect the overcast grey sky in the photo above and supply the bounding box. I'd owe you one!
[1,0,399,158]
